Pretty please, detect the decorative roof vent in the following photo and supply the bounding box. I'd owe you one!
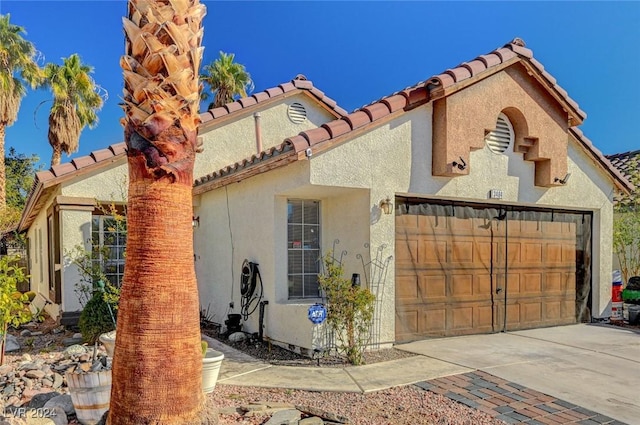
[288,102,307,124]
[485,113,514,154]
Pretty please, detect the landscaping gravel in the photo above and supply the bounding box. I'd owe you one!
[209,384,504,424]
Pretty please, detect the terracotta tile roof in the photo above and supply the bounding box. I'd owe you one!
[193,38,621,194]
[605,149,640,181]
[34,142,127,185]
[199,74,348,125]
[569,128,633,193]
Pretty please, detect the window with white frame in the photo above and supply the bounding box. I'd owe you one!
[92,215,126,286]
[287,199,320,299]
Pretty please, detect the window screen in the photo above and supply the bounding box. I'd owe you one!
[287,200,320,299]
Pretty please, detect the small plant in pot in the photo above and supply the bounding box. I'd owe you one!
[201,340,224,394]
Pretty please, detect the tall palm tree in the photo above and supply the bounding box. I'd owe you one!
[43,54,103,166]
[108,1,213,424]
[0,14,42,210]
[201,51,253,109]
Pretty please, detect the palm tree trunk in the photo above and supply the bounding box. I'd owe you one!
[108,1,213,423]
[0,124,6,210]
[50,145,62,167]
[108,159,212,424]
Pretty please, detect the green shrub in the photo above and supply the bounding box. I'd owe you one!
[78,284,119,343]
[319,253,375,365]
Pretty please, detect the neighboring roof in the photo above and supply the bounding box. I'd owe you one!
[199,74,348,127]
[605,149,640,181]
[19,76,346,231]
[193,38,607,193]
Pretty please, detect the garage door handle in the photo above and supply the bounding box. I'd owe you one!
[496,287,503,293]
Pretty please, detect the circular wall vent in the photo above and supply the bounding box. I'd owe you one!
[485,113,514,154]
[287,102,307,124]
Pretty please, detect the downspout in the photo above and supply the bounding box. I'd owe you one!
[253,112,263,154]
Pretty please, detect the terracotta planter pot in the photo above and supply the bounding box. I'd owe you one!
[202,348,224,393]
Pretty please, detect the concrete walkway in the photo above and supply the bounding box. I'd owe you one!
[203,324,639,424]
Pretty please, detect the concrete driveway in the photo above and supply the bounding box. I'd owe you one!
[396,324,640,424]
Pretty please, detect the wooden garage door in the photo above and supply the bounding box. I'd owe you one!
[395,208,577,342]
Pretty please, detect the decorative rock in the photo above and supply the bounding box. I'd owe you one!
[0,364,13,376]
[296,405,350,424]
[62,345,86,357]
[61,338,83,347]
[264,409,302,425]
[5,335,21,353]
[3,384,15,396]
[27,392,61,409]
[29,332,43,337]
[44,394,74,416]
[72,333,82,340]
[78,354,90,362]
[299,418,324,425]
[41,379,54,388]
[6,395,20,407]
[20,330,32,337]
[228,332,247,343]
[25,370,45,380]
[52,373,63,389]
[21,354,32,362]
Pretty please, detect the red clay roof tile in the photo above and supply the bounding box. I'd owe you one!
[478,53,501,68]
[225,102,243,113]
[446,67,472,83]
[91,149,114,162]
[210,107,228,119]
[301,127,331,146]
[50,163,77,177]
[71,156,96,169]
[462,60,486,77]
[432,73,456,88]
[279,82,296,93]
[252,92,270,103]
[265,87,284,97]
[494,47,517,62]
[363,103,391,121]
[344,111,371,130]
[292,79,313,90]
[322,120,352,139]
[110,143,127,155]
[382,94,407,113]
[238,96,258,108]
[200,111,214,123]
[284,135,310,152]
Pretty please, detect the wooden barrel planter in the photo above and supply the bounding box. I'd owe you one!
[65,370,112,425]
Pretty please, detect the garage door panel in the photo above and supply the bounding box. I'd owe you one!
[396,205,581,341]
[396,275,419,301]
[420,239,447,264]
[522,273,542,294]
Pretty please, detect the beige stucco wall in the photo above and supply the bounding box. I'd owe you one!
[197,97,616,350]
[60,209,93,313]
[62,162,129,199]
[196,94,336,180]
[194,161,371,351]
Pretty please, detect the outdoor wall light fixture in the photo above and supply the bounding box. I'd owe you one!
[554,173,572,185]
[379,197,393,215]
[192,216,200,228]
[452,156,467,171]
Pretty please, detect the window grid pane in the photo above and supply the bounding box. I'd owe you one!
[287,200,320,299]
[91,215,127,287]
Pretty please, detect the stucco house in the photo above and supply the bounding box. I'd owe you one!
[19,38,631,352]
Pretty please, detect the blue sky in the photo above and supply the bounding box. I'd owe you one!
[1,1,639,168]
